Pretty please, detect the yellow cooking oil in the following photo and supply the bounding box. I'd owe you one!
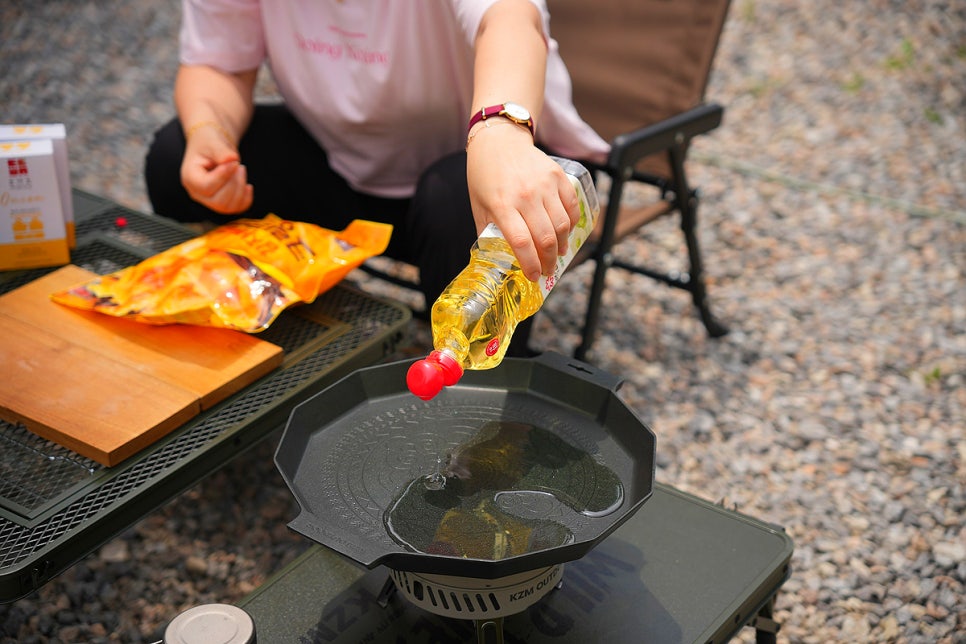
[406,157,600,400]
[384,420,624,561]
[429,232,545,370]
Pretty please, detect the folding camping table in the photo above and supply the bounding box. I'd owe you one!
[0,190,411,602]
[241,483,793,643]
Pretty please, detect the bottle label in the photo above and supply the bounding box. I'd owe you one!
[485,337,500,356]
[539,172,596,299]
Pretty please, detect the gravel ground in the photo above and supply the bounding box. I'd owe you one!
[1,1,964,642]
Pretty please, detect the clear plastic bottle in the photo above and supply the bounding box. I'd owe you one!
[407,157,600,400]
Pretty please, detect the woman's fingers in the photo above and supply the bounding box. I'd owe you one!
[184,159,253,214]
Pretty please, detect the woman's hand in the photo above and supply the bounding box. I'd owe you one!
[175,64,258,214]
[180,122,253,214]
[468,0,572,281]
[466,122,580,281]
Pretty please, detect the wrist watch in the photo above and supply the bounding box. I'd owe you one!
[467,102,534,137]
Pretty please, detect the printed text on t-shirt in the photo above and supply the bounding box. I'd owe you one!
[295,32,389,65]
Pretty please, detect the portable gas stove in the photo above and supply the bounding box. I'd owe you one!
[387,564,563,642]
[227,482,793,643]
[161,354,792,643]
[163,355,792,642]
[272,353,656,642]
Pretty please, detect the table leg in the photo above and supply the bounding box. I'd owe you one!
[751,595,780,644]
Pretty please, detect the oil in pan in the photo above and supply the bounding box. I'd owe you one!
[384,420,624,561]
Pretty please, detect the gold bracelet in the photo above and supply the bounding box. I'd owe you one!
[465,118,529,149]
[185,120,235,146]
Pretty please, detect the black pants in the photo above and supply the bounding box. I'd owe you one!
[144,104,534,353]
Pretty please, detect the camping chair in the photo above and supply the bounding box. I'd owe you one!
[548,0,731,360]
[361,0,731,360]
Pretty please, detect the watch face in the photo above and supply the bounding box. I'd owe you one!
[502,102,531,122]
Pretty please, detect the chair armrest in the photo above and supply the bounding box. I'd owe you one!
[606,102,724,170]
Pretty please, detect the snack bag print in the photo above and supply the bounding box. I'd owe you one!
[52,215,392,332]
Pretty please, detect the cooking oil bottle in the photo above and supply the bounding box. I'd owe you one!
[407,157,599,400]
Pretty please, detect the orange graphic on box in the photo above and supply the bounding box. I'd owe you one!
[0,142,32,153]
[12,126,45,136]
[11,213,45,240]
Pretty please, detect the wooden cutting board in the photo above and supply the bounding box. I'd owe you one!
[0,265,284,466]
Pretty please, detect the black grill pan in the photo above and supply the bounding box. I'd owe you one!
[275,352,655,579]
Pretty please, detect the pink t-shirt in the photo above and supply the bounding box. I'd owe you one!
[180,0,609,198]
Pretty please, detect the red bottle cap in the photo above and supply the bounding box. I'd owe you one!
[406,351,464,400]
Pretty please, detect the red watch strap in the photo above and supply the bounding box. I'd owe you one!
[468,104,503,131]
[468,104,534,137]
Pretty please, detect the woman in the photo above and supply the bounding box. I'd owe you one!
[145,0,608,349]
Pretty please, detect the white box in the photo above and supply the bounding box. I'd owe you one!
[0,124,74,247]
[0,139,70,270]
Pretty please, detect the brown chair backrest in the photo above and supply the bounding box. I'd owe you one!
[549,0,730,178]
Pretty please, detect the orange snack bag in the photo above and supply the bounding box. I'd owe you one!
[52,215,393,332]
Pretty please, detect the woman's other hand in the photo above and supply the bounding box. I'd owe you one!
[175,64,257,214]
[180,121,253,214]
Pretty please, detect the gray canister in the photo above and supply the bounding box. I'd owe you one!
[164,603,256,644]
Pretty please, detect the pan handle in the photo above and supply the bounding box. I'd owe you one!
[533,351,624,392]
